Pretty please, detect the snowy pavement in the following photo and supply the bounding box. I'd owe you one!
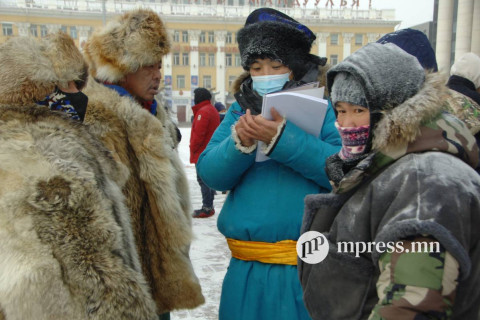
[171,127,230,320]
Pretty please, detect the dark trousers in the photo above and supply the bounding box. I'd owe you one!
[196,165,215,209]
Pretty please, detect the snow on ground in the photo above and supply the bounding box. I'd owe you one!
[171,127,230,320]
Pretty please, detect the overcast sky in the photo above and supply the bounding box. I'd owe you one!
[369,0,435,29]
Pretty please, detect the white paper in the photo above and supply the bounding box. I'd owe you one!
[256,87,328,162]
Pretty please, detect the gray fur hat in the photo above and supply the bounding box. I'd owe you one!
[327,43,425,112]
[331,73,367,108]
[237,8,325,79]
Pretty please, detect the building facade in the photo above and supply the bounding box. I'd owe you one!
[435,0,480,73]
[1,0,398,122]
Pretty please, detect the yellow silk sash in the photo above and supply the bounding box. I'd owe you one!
[226,238,297,265]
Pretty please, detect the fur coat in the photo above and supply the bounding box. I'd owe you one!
[0,106,157,320]
[83,79,204,313]
[0,33,158,320]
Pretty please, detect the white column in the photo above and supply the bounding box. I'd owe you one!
[455,0,474,59]
[189,30,200,106]
[342,32,354,59]
[366,33,378,43]
[471,0,480,55]
[436,0,454,73]
[163,53,174,115]
[189,30,200,79]
[215,31,227,105]
[316,32,329,58]
[16,22,30,36]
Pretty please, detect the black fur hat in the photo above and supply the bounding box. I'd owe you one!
[194,87,212,105]
[237,8,324,79]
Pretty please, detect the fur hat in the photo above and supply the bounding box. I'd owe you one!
[451,52,480,89]
[193,88,212,105]
[327,43,425,113]
[237,8,324,79]
[377,28,438,72]
[83,9,170,83]
[0,32,88,105]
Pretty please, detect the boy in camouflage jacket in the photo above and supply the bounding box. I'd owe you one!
[299,43,480,319]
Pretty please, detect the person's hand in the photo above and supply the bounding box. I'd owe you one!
[235,109,256,147]
[249,107,284,144]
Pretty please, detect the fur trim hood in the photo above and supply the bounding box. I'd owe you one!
[0,33,88,105]
[84,9,170,83]
[327,72,479,193]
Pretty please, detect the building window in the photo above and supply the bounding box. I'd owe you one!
[173,31,180,42]
[228,0,233,5]
[177,75,185,89]
[330,34,338,45]
[40,25,48,37]
[60,25,67,33]
[208,31,214,43]
[225,54,232,67]
[330,54,338,65]
[209,53,215,66]
[235,32,239,43]
[2,23,13,36]
[235,53,241,67]
[355,33,363,46]
[173,53,180,65]
[199,31,206,43]
[30,24,38,37]
[70,26,77,39]
[203,75,212,88]
[182,31,188,42]
[200,53,206,66]
[182,53,189,66]
[226,32,232,44]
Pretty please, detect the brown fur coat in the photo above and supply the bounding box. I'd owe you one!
[84,79,204,313]
[0,34,157,320]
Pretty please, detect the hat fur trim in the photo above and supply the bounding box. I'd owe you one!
[84,9,170,83]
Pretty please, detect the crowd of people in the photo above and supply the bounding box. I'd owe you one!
[0,5,479,320]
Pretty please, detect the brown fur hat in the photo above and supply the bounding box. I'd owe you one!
[84,9,170,83]
[0,32,88,105]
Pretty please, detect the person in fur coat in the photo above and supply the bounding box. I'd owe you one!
[0,33,157,319]
[197,8,341,320]
[82,9,204,318]
[299,43,480,319]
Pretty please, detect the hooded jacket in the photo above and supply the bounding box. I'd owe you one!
[0,35,157,320]
[300,69,480,320]
[82,9,204,313]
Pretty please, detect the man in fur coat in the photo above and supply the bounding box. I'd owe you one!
[82,9,204,317]
[0,33,157,319]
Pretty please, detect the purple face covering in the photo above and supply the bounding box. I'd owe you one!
[335,122,370,160]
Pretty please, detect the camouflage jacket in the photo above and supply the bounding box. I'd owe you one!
[299,73,480,320]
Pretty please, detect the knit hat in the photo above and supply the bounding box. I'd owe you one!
[331,73,367,108]
[376,28,438,72]
[327,43,425,113]
[237,8,325,79]
[83,9,170,83]
[214,102,226,112]
[0,32,88,106]
[194,88,212,105]
[451,53,480,89]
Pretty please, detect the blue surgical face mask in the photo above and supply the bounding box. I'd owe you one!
[252,72,290,96]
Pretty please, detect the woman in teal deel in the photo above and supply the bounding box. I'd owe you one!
[196,8,341,320]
